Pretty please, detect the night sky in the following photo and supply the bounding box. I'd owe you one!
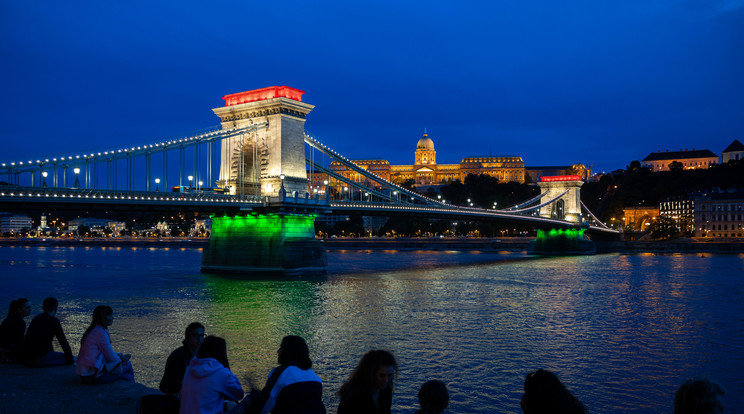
[2,1,743,175]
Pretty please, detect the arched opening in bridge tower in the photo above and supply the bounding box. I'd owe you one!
[555,199,565,220]
[228,133,267,196]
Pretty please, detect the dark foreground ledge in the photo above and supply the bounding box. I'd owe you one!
[0,364,158,414]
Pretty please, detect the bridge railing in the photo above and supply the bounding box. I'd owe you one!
[0,185,264,204]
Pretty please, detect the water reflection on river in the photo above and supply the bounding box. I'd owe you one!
[1,246,742,413]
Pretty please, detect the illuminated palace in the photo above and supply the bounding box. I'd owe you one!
[310,132,527,192]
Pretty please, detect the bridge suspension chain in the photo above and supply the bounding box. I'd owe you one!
[2,122,268,193]
[304,133,443,206]
[580,200,611,229]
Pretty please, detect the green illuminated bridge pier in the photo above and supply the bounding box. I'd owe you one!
[1,86,618,276]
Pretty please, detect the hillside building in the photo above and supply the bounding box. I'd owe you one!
[721,139,744,163]
[642,149,718,171]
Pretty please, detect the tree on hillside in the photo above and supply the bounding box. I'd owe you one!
[76,225,90,237]
[650,216,680,239]
[626,160,641,172]
[400,179,416,191]
[668,161,684,171]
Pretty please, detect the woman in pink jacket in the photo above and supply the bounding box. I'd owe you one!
[76,305,134,384]
[180,335,244,414]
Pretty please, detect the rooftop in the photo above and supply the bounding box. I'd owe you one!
[723,139,744,153]
[642,149,717,161]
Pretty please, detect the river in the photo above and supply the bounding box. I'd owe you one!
[1,245,742,413]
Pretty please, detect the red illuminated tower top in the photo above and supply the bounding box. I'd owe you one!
[222,86,305,106]
[540,175,582,182]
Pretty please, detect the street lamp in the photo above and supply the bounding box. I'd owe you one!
[42,171,48,188]
[198,181,203,192]
[73,167,80,188]
[155,178,160,192]
[188,175,193,189]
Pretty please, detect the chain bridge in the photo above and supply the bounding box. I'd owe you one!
[1,86,617,275]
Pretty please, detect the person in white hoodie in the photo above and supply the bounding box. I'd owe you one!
[180,335,244,414]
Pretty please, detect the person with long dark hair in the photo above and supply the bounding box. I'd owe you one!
[520,369,585,414]
[231,335,326,414]
[160,322,206,395]
[0,298,31,363]
[337,350,397,414]
[76,305,134,384]
[23,297,74,367]
[180,335,244,414]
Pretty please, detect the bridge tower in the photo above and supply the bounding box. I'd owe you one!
[212,86,314,197]
[538,175,583,224]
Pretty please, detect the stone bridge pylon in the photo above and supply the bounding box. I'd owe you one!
[212,86,314,197]
[538,175,583,223]
[203,86,327,277]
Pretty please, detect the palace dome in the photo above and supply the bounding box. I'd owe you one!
[416,132,435,151]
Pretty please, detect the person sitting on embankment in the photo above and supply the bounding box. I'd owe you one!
[337,349,398,414]
[674,377,725,414]
[180,335,243,414]
[160,322,205,396]
[22,297,74,367]
[76,305,134,384]
[0,298,31,363]
[520,369,585,414]
[229,335,326,414]
[414,380,449,414]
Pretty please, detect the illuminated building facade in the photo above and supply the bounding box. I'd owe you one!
[695,192,744,238]
[722,139,744,163]
[0,214,32,233]
[641,149,718,171]
[312,132,526,191]
[659,196,695,233]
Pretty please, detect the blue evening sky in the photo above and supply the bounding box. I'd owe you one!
[2,1,743,175]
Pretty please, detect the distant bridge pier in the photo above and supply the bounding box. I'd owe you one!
[212,86,314,197]
[538,175,584,224]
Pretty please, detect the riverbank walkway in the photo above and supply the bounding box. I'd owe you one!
[0,363,157,414]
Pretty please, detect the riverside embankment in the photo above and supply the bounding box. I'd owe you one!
[1,236,742,253]
[322,237,744,253]
[0,363,158,414]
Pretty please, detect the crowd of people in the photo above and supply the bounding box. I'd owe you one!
[0,297,728,413]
